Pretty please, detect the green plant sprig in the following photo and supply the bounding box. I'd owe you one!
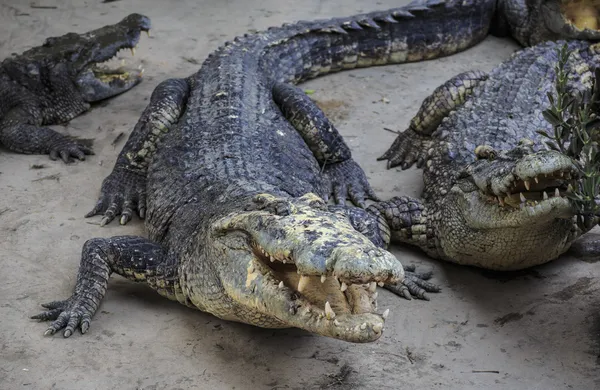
[537,43,600,221]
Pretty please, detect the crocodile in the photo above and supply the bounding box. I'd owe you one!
[0,13,150,163]
[32,0,600,342]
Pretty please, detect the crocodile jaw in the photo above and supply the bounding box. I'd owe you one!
[210,193,402,343]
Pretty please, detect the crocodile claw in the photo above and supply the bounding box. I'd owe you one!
[31,298,93,338]
[324,159,380,207]
[86,167,146,226]
[48,136,94,164]
[383,264,441,300]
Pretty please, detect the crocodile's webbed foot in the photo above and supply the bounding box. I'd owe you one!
[378,130,432,170]
[86,167,147,226]
[324,159,380,207]
[1,124,94,164]
[32,297,93,337]
[383,264,441,301]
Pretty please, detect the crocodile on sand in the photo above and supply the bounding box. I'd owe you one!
[32,0,600,343]
[0,14,150,163]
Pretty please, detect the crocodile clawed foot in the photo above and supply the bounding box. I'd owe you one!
[31,297,94,338]
[383,264,440,301]
[86,167,147,226]
[378,129,432,170]
[324,159,380,208]
[48,135,95,164]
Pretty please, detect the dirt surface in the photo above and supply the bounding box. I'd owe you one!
[1,1,600,389]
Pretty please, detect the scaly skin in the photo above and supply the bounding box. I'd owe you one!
[0,14,150,163]
[378,40,600,270]
[33,0,600,341]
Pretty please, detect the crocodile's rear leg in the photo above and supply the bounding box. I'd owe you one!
[86,78,191,226]
[273,82,378,207]
[366,196,441,300]
[379,70,488,169]
[32,236,179,337]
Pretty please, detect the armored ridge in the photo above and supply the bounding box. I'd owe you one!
[0,14,150,163]
[33,0,600,342]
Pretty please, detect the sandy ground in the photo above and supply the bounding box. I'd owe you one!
[1,0,599,389]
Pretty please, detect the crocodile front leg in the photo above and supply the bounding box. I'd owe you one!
[330,203,440,300]
[0,79,93,163]
[86,77,191,226]
[272,82,379,207]
[31,235,180,337]
[379,70,488,169]
[366,196,441,300]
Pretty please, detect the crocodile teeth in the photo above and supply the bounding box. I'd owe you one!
[498,197,505,206]
[321,275,327,283]
[340,282,348,292]
[534,177,539,183]
[130,47,136,56]
[297,275,310,292]
[373,292,378,300]
[270,255,275,262]
[520,192,526,203]
[555,188,560,197]
[333,319,340,327]
[360,322,367,330]
[568,183,574,192]
[368,282,377,293]
[278,281,284,289]
[378,282,384,287]
[543,191,549,200]
[145,30,151,37]
[524,180,531,191]
[325,301,336,320]
[382,309,390,319]
[373,323,383,333]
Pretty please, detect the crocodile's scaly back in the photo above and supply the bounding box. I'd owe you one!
[146,0,496,243]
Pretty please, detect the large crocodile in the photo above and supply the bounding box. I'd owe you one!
[376,40,600,270]
[32,0,600,342]
[0,14,150,163]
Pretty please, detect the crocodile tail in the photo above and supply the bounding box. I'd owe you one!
[256,0,497,83]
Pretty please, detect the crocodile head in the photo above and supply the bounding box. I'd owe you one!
[501,0,600,46]
[5,13,150,103]
[439,139,580,270]
[208,193,403,343]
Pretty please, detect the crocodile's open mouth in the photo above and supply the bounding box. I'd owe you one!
[561,0,600,31]
[253,243,388,321]
[488,168,578,210]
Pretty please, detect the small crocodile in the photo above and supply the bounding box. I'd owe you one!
[0,14,150,163]
[32,0,600,342]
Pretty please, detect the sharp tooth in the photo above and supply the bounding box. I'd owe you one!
[373,292,378,300]
[555,188,561,197]
[520,192,526,202]
[360,323,367,330]
[498,197,505,206]
[382,309,390,319]
[121,59,125,66]
[278,281,284,289]
[369,282,377,292]
[282,259,286,264]
[297,275,310,292]
[524,180,531,191]
[333,319,340,326]
[145,30,151,37]
[321,275,326,283]
[325,301,336,320]
[560,171,564,177]
[248,264,254,273]
[377,282,384,287]
[130,47,136,56]
[543,191,548,200]
[567,183,574,192]
[270,255,275,262]
[340,282,348,292]
[373,323,383,333]
[534,177,539,183]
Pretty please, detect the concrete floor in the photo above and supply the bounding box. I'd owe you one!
[1,0,599,389]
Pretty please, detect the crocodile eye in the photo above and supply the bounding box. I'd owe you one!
[474,145,497,161]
